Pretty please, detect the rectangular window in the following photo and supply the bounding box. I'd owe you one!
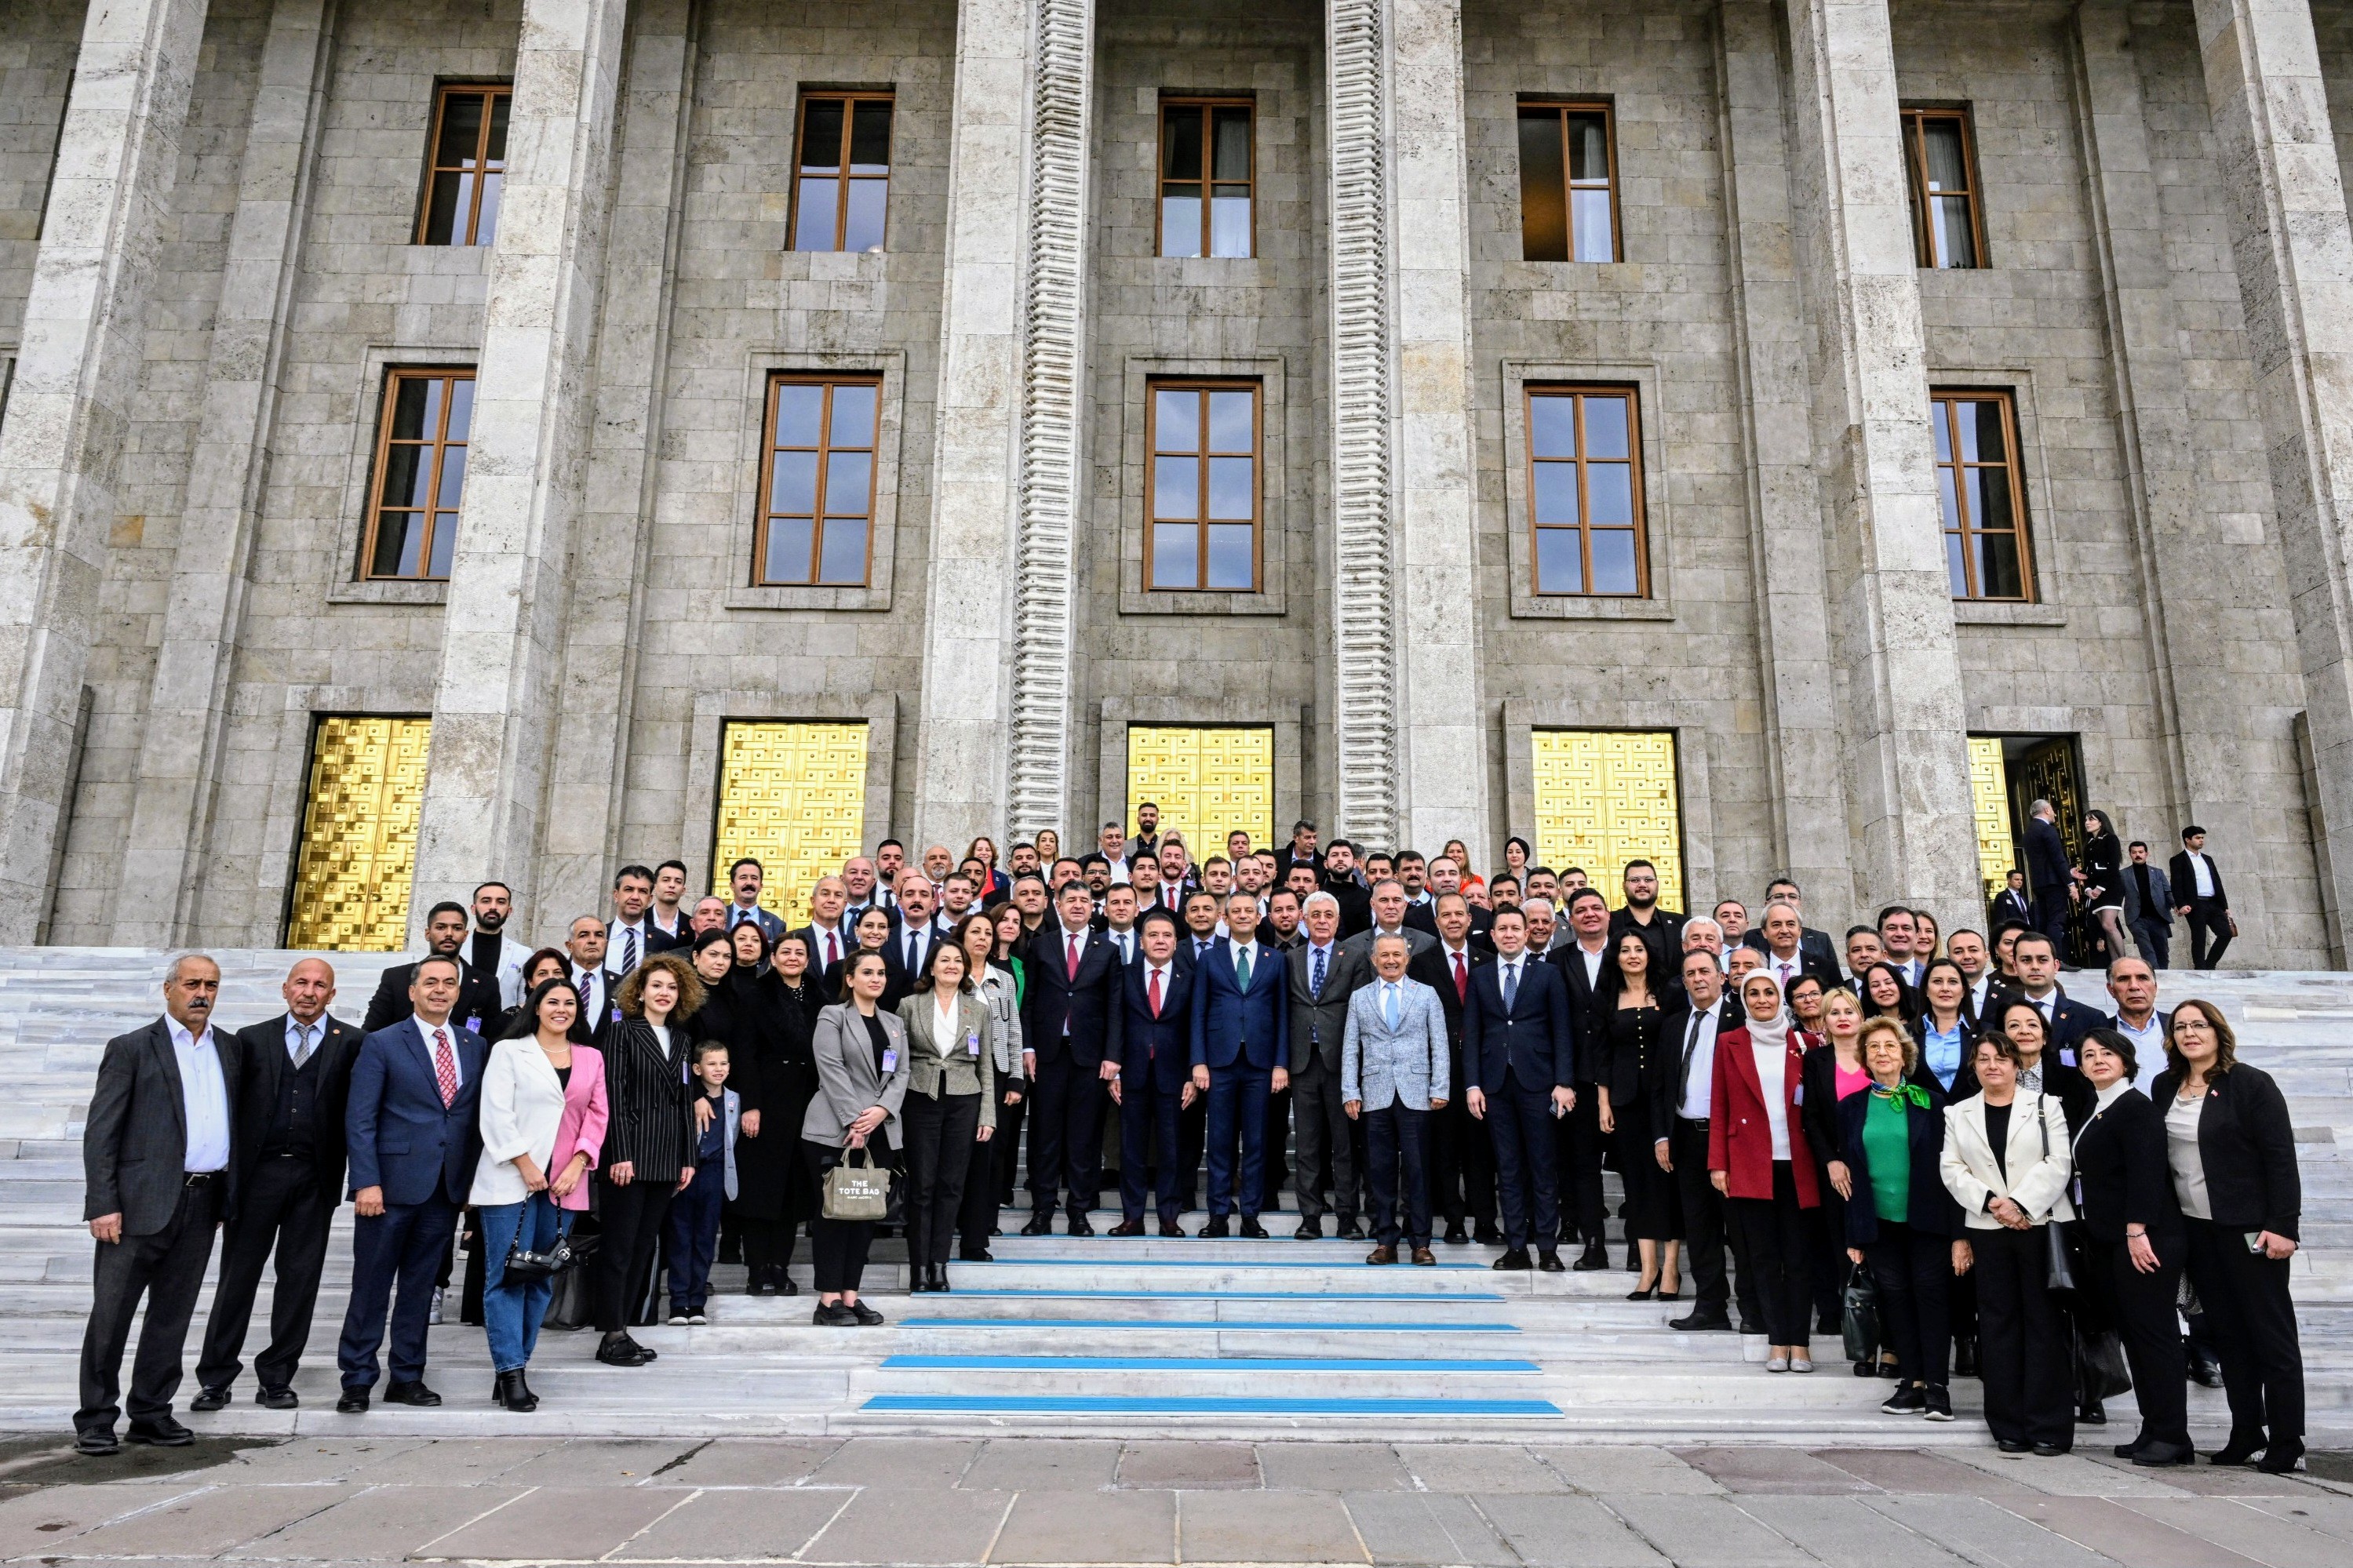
[756,375,881,586]
[286,715,432,951]
[792,93,893,253]
[1517,101,1617,263]
[1903,108,1983,269]
[1146,380,1260,591]
[1159,99,1254,259]
[1525,385,1646,596]
[362,369,473,581]
[1932,390,2033,601]
[1531,729,1685,912]
[417,85,511,246]
[712,721,870,929]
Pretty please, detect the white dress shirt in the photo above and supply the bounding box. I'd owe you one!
[1677,1004,1720,1120]
[1105,926,1136,965]
[284,1014,325,1064]
[2188,853,2216,898]
[1573,943,1605,991]
[610,919,652,972]
[414,1015,468,1086]
[168,1017,231,1173]
[808,921,847,971]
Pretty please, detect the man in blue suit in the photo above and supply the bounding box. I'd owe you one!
[1191,891,1290,1237]
[1462,906,1575,1271]
[1110,910,1196,1236]
[336,955,486,1411]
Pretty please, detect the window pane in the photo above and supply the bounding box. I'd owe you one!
[802,100,844,170]
[1947,532,1970,597]
[793,179,839,250]
[1566,112,1609,180]
[1534,527,1583,594]
[1207,390,1252,452]
[843,179,887,253]
[434,446,467,509]
[373,512,426,577]
[1589,529,1637,594]
[763,517,814,584]
[1582,395,1628,458]
[381,444,428,508]
[1586,462,1633,526]
[1153,456,1199,519]
[1976,530,2023,599]
[424,172,464,244]
[389,377,432,439]
[1155,390,1200,452]
[1161,191,1201,256]
[1937,466,1961,529]
[1571,189,1613,261]
[830,382,878,445]
[1151,523,1198,588]
[849,100,891,173]
[769,450,818,515]
[1931,403,1953,461]
[1965,467,2011,532]
[1532,460,1579,525]
[1211,107,1251,180]
[1921,121,1967,190]
[823,450,872,516]
[1163,107,1203,179]
[1965,400,2006,463]
[818,518,869,584]
[1207,455,1253,519]
[1517,111,1568,263]
[445,377,473,441]
[484,93,510,161]
[1210,191,1250,257]
[436,93,484,166]
[427,516,457,578]
[1933,196,1976,267]
[1206,523,1254,588]
[473,173,501,246]
[1528,395,1576,458]
[774,384,825,446]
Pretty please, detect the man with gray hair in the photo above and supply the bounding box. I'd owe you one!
[1288,890,1370,1239]
[1344,933,1450,1264]
[2021,798,2076,954]
[1681,915,1725,970]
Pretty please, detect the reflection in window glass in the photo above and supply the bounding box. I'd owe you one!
[795,95,893,253]
[1524,387,1645,597]
[1931,390,2032,600]
[1517,103,1618,264]
[1161,101,1254,259]
[365,369,474,580]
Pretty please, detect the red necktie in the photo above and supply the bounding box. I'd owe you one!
[1149,967,1163,1018]
[1453,951,1468,1002]
[432,1028,457,1109]
[827,931,840,967]
[1067,933,1082,980]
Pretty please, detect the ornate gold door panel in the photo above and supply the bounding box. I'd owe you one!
[1530,729,1685,911]
[1124,726,1275,858]
[286,716,432,951]
[1969,735,2018,907]
[711,721,870,928]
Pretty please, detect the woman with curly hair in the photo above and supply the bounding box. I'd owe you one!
[592,952,703,1367]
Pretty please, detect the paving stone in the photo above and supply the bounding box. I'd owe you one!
[493,1438,708,1486]
[1177,1490,1366,1563]
[1942,1446,2196,1497]
[1342,1491,1517,1566]
[1996,1495,2268,1567]
[68,1483,355,1555]
[1470,1493,1669,1565]
[1673,1446,1876,1494]
[814,1437,985,1489]
[2246,1495,2353,1544]
[610,1486,858,1560]
[1532,1446,1720,1495]
[1812,1447,2034,1494]
[1859,1493,2123,1568]
[1604,1493,1815,1566]
[2122,1497,2353,1567]
[2133,1464,2317,1498]
[991,1488,1175,1563]
[1120,1441,1261,1490]
[1396,1444,1566,1493]
[344,1437,566,1485]
[963,1438,1123,1492]
[654,1438,843,1487]
[0,1482,202,1557]
[224,1483,524,1559]
[413,1484,690,1559]
[802,1486,1014,1564]
[211,1439,428,1481]
[1258,1443,1411,1491]
[1732,1495,1975,1566]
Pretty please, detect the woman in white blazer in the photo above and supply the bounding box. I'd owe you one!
[474,976,607,1412]
[1941,1031,2074,1455]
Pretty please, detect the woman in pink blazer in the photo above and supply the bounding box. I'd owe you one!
[1707,971,1822,1371]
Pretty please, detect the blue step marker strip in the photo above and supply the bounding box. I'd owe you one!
[900,1318,1521,1333]
[881,1354,1542,1372]
[974,1257,1491,1271]
[861,1395,1562,1416]
[949,1288,1510,1302]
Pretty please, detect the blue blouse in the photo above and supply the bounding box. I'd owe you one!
[1922,1023,1965,1090]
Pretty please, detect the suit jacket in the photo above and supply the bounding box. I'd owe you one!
[470,1036,609,1208]
[1338,924,1436,970]
[1190,939,1288,1073]
[2147,1063,2299,1239]
[1740,926,1839,973]
[1288,937,1371,1072]
[1343,977,1450,1111]
[1991,985,2103,1068]
[803,1003,912,1150]
[2071,1087,2180,1245]
[1120,955,1198,1093]
[2023,816,2072,890]
[1834,1080,1958,1242]
[344,1016,488,1208]
[1407,941,1491,1056]
[645,915,693,955]
[482,936,535,1008]
[83,1018,245,1235]
[1609,906,1685,973]
[2169,850,2228,911]
[600,1017,697,1181]
[727,904,789,943]
[362,957,503,1038]
[1650,996,1730,1134]
[228,1012,362,1204]
[1462,955,1572,1092]
[1705,1024,1819,1206]
[1022,921,1125,1068]
[896,989,996,1126]
[2120,863,2174,930]
[1940,1091,2074,1228]
[881,925,944,1013]
[1987,888,2034,932]
[1404,901,1492,940]
[796,922,856,974]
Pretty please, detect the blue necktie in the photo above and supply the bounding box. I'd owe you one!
[1384,983,1399,1031]
[1311,946,1327,996]
[1502,962,1518,1012]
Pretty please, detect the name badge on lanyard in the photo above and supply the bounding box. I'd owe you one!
[882,1048,899,1074]
[967,1031,982,1057]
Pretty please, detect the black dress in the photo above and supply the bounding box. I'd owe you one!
[704,964,819,1279]
[1606,1002,1679,1242]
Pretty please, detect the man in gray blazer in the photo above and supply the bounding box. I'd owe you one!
[1343,933,1450,1265]
[77,955,240,1453]
[1288,892,1371,1239]
[2122,840,2176,969]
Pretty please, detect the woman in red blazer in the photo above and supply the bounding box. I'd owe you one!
[1709,971,1822,1370]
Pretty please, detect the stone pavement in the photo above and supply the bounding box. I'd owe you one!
[4,1435,2353,1565]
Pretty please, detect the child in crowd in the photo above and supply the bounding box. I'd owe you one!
[665,1042,738,1325]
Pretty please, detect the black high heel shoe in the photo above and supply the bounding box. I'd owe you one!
[1627,1281,1661,1301]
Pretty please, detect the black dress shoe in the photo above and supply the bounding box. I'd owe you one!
[961,1247,996,1261]
[2210,1430,2267,1467]
[850,1301,885,1325]
[1336,1217,1366,1241]
[336,1388,369,1413]
[2078,1399,2107,1426]
[2257,1439,2306,1475]
[1066,1214,1095,1237]
[2134,1442,2197,1468]
[257,1386,299,1410]
[778,1274,800,1295]
[1021,1214,1054,1236]
[1995,1439,2032,1453]
[1537,1251,1567,1273]
[1572,1242,1610,1271]
[596,1335,654,1367]
[1444,1225,1469,1245]
[75,1428,120,1456]
[1492,1249,1532,1271]
[1954,1336,1979,1377]
[1158,1221,1186,1238]
[1203,1216,1232,1238]
[1669,1312,1732,1332]
[382,1381,441,1407]
[189,1384,231,1413]
[813,1303,858,1326]
[1473,1224,1504,1245]
[1240,1217,1269,1239]
[494,1369,539,1412]
[2031,1442,2071,1457]
[2188,1353,2224,1388]
[127,1415,195,1447]
[1109,1219,1146,1236]
[1294,1217,1324,1240]
[906,1274,931,1295]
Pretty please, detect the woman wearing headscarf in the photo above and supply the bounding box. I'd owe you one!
[1710,970,1821,1372]
[697,924,819,1297]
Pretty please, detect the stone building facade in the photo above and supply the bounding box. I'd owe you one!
[0,0,2348,964]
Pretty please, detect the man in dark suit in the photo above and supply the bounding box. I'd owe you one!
[1463,906,1575,1271]
[191,958,362,1412]
[1746,900,1842,1000]
[1652,951,1747,1331]
[562,915,625,1040]
[1608,859,1685,975]
[883,874,944,1010]
[1275,820,1323,885]
[1110,911,1195,1236]
[1739,879,1840,971]
[1407,855,1492,942]
[1553,889,1615,1263]
[335,955,487,1412]
[1288,890,1370,1239]
[2170,826,2234,970]
[1192,892,1290,1237]
[796,875,855,975]
[2020,800,2075,954]
[1022,880,1125,1235]
[75,955,239,1454]
[1408,892,1495,1244]
[2122,842,2175,970]
[1997,931,2103,1064]
[1988,869,2033,937]
[723,857,789,943]
[362,901,503,1036]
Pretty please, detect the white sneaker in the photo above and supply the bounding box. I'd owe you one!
[688,1313,708,1326]
[666,1314,689,1326]
[428,1287,444,1326]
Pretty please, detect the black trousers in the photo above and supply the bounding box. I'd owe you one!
[1431,1074,1495,1231]
[2184,1217,2303,1442]
[803,1140,878,1293]
[1553,1085,1606,1244]
[2185,898,2233,969]
[1670,1119,1736,1320]
[1364,1103,1432,1247]
[197,1155,333,1392]
[961,1081,1022,1251]
[1865,1221,1951,1387]
[1972,1224,2072,1446]
[2080,1232,2188,1450]
[594,1174,676,1334]
[901,1088,982,1268]
[1611,1097,1677,1242]
[742,1215,798,1272]
[78,1177,220,1434]
[1725,1162,1811,1344]
[1118,1070,1186,1226]
[1290,1055,1356,1221]
[2132,917,2172,970]
[1026,1053,1106,1217]
[1485,1072,1560,1251]
[1176,1090,1207,1209]
[2031,884,2071,953]
[991,1082,1026,1205]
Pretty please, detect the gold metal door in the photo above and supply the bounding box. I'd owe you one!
[1530,729,1685,910]
[286,716,433,951]
[1124,726,1275,859]
[711,721,869,928]
[1968,736,2018,906]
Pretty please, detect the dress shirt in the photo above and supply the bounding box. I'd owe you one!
[1145,962,1173,1022]
[1967,975,1994,1016]
[1677,1006,1719,1119]
[1765,951,1805,995]
[1381,979,1404,1031]
[2023,988,2060,1024]
[2167,1092,2210,1218]
[727,900,765,929]
[1056,923,1090,1035]
[901,926,929,974]
[167,1017,231,1173]
[1105,926,1136,965]
[1497,955,1525,1010]
[1572,943,1605,990]
[1440,941,1472,999]
[2114,1013,2165,1094]
[931,993,960,1055]
[610,919,650,971]
[1754,1039,1791,1160]
[2188,853,2216,898]
[284,1015,323,1065]
[1307,941,1337,995]
[413,1015,467,1086]
[1921,1019,1965,1091]
[1193,935,1218,963]
[573,967,606,1020]
[809,922,847,970]
[1106,858,1131,884]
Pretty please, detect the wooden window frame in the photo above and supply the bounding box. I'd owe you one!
[360,367,474,583]
[1144,377,1263,593]
[1932,389,2035,603]
[1524,384,1649,598]
[1517,99,1622,264]
[790,90,894,253]
[415,82,511,246]
[754,372,884,588]
[1901,107,1987,271]
[1156,96,1256,260]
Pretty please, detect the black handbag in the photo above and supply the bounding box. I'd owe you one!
[2034,1093,2078,1292]
[500,1213,576,1286]
[1841,1264,1881,1362]
[2076,1326,2133,1399]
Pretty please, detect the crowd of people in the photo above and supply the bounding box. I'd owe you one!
[71,813,2302,1474]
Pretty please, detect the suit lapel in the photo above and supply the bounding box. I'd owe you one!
[149,1020,187,1134]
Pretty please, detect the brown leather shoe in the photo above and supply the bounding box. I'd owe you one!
[1411,1246,1437,1265]
[1365,1244,1398,1265]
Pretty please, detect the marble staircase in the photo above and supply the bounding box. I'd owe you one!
[3,949,2350,1442]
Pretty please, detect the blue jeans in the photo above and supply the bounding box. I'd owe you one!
[479,1195,566,1373]
[665,1156,725,1314]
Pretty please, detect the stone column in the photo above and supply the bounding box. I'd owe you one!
[0,0,209,942]
[1326,0,1398,849]
[534,0,698,926]
[406,0,631,935]
[1389,0,1487,857]
[911,0,1052,849]
[2191,0,2353,948]
[1714,0,1852,907]
[112,0,334,944]
[1781,0,1982,932]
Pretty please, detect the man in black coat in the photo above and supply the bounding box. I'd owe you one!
[2021,800,2075,955]
[191,958,363,1412]
[1407,892,1495,1244]
[77,955,241,1453]
[362,900,503,1036]
[2170,826,2235,970]
[1462,907,1575,1271]
[1022,880,1126,1234]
